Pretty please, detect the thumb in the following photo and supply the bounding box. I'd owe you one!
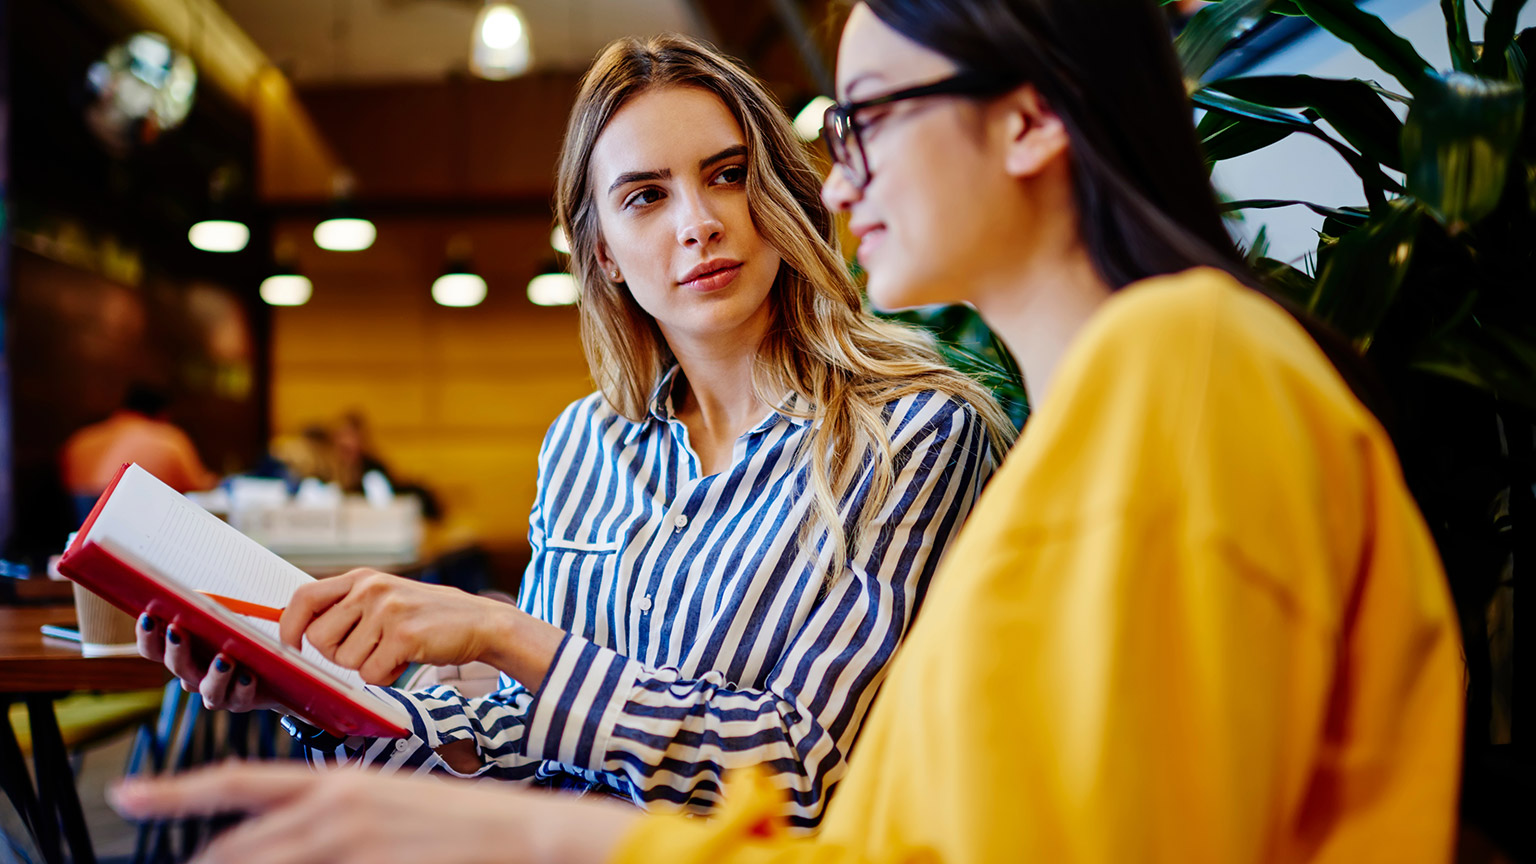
[109,761,313,820]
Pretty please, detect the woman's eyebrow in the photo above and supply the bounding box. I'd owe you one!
[841,72,886,101]
[608,167,671,194]
[607,144,745,195]
[699,144,747,170]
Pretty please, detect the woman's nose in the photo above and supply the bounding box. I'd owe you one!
[677,191,724,248]
[821,164,859,213]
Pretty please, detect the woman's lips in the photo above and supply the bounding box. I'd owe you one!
[856,227,888,266]
[681,263,743,292]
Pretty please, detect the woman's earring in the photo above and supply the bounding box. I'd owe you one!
[610,270,622,282]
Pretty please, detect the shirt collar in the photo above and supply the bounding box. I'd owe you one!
[755,391,814,433]
[646,365,684,424]
[625,364,815,444]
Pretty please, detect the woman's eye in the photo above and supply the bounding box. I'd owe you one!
[714,165,747,186]
[624,187,664,209]
[857,107,892,138]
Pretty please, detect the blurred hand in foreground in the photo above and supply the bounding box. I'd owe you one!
[110,761,639,864]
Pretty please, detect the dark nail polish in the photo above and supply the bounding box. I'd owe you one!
[214,656,230,673]
[238,673,253,686]
[139,614,153,631]
[166,628,181,645]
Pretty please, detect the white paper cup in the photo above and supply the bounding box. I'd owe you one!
[71,581,140,657]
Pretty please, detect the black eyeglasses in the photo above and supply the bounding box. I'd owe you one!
[821,70,1013,190]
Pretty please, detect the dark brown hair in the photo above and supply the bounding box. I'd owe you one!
[862,0,1393,427]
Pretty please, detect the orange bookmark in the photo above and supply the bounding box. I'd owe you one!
[196,590,284,623]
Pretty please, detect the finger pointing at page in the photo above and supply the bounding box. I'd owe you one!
[279,568,526,681]
[278,572,357,649]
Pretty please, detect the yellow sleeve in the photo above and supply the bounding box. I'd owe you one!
[612,771,876,864]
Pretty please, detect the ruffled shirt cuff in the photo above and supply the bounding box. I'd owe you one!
[374,684,478,750]
[522,632,643,768]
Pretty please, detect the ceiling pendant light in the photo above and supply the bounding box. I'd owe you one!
[433,236,486,307]
[471,3,532,80]
[260,267,313,306]
[433,271,487,307]
[792,96,835,142]
[190,165,249,252]
[314,171,376,251]
[313,217,375,251]
[188,219,249,253]
[527,272,578,306]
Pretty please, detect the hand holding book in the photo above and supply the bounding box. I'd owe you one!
[142,567,536,721]
[59,464,413,737]
[136,613,284,714]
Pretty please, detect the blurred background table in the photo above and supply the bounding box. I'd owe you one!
[1,604,167,864]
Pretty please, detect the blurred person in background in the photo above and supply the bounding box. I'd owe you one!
[331,410,443,518]
[251,424,341,493]
[115,0,1461,861]
[60,382,217,520]
[130,31,1013,830]
[331,410,391,494]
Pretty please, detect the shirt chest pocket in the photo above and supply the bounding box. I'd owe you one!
[532,533,622,628]
[542,534,622,555]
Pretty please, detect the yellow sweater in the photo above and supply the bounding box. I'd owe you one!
[614,268,1462,864]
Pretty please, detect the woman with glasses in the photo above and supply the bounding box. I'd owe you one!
[131,31,1013,829]
[116,1,1463,861]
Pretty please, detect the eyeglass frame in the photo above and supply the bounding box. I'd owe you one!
[821,69,1016,191]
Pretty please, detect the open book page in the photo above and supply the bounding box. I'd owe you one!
[89,465,373,692]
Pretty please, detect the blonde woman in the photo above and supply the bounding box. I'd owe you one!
[134,33,1013,828]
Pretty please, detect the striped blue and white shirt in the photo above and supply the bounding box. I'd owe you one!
[310,367,994,828]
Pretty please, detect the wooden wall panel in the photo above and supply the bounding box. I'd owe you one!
[296,74,582,201]
[268,215,592,586]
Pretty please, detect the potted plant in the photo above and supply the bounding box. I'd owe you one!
[1182,0,1529,852]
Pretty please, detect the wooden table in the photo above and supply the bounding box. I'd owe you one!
[1,604,166,864]
[1,605,168,692]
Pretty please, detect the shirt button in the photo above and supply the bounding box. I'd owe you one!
[674,513,688,530]
[637,595,653,612]
[395,739,410,753]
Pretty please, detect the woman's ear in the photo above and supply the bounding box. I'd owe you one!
[999,84,1069,180]
[593,237,623,283]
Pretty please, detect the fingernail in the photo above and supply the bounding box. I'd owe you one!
[166,628,181,645]
[238,673,253,686]
[214,656,230,673]
[139,614,154,631]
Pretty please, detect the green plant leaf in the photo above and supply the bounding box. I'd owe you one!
[1476,0,1531,79]
[1199,110,1297,161]
[1293,0,1433,94]
[1221,198,1372,222]
[1411,325,1536,411]
[1309,199,1424,347]
[1401,70,1526,230]
[1205,74,1406,169]
[1252,256,1318,306]
[1443,0,1476,72]
[1177,0,1284,87]
[1193,88,1404,209]
[881,304,1029,425]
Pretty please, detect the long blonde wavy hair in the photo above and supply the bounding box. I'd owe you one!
[555,33,1016,571]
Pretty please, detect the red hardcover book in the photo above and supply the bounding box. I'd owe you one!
[58,463,410,738]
